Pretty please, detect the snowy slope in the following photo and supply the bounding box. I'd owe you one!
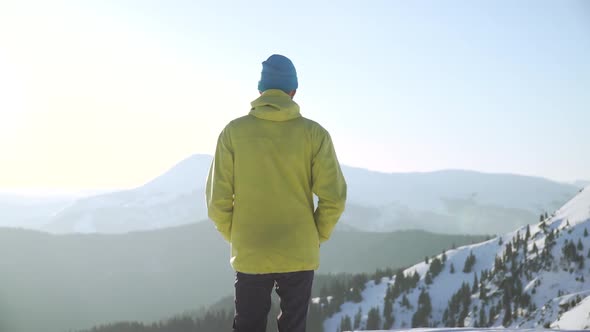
[360,329,583,332]
[552,294,590,329]
[360,329,584,332]
[323,187,590,331]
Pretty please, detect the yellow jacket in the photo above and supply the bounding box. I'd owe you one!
[206,89,347,273]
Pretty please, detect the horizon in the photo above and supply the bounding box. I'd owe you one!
[1,1,589,189]
[1,153,588,196]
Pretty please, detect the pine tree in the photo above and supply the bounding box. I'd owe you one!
[340,315,352,332]
[411,289,432,328]
[353,307,362,330]
[584,228,588,237]
[498,237,503,245]
[504,242,513,260]
[450,262,455,274]
[503,299,512,327]
[307,302,323,332]
[479,280,487,300]
[472,272,479,293]
[412,271,420,285]
[478,305,487,327]
[425,271,433,285]
[577,238,584,251]
[562,240,578,261]
[442,250,447,263]
[525,224,531,240]
[494,255,503,271]
[429,257,443,277]
[463,251,476,273]
[366,307,381,330]
[425,256,429,264]
[383,298,394,329]
[546,229,555,243]
[401,294,410,308]
[532,242,538,255]
[350,285,362,303]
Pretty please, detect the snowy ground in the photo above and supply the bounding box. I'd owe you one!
[552,294,590,330]
[358,329,587,332]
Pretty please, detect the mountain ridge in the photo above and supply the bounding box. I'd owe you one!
[37,154,579,235]
[322,186,590,331]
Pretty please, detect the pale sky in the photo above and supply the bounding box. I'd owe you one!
[1,0,589,190]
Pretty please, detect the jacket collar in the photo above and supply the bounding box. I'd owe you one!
[249,89,301,122]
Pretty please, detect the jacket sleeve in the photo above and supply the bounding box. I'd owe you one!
[206,126,234,242]
[311,129,347,243]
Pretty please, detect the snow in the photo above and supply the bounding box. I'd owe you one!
[553,186,590,227]
[324,186,590,332]
[358,329,584,332]
[324,279,389,332]
[553,294,590,330]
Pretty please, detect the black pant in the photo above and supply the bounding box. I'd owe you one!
[233,270,314,332]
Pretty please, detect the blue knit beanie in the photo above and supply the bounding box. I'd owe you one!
[258,54,298,93]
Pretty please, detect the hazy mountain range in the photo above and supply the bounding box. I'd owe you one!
[0,154,580,235]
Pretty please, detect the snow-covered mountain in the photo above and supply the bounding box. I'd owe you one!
[322,186,590,331]
[39,154,579,234]
[341,167,578,234]
[42,155,211,233]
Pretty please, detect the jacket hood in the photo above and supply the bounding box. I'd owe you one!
[249,89,301,122]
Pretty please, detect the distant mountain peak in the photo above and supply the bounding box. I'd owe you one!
[140,154,212,194]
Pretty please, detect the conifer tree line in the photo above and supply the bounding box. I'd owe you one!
[78,214,589,332]
[76,268,397,332]
[75,312,234,332]
[335,215,589,330]
[341,215,588,330]
[441,217,589,328]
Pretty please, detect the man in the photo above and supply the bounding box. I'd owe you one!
[206,54,347,332]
